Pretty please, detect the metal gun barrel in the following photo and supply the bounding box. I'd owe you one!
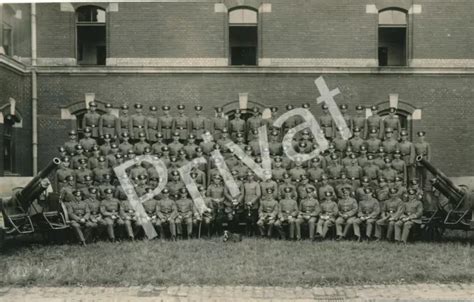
[416,156,463,199]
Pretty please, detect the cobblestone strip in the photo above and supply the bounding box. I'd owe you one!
[0,283,473,302]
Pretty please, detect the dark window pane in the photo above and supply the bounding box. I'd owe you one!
[77,25,106,65]
[229,26,257,66]
[378,27,406,66]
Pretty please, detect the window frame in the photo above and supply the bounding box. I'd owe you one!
[377,8,409,67]
[75,5,107,66]
[227,6,260,67]
[2,23,13,56]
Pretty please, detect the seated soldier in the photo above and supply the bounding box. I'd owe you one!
[66,190,93,246]
[353,188,380,241]
[316,191,339,239]
[100,188,125,242]
[156,188,178,241]
[394,188,423,243]
[335,188,358,240]
[296,187,320,241]
[194,186,214,237]
[143,193,159,229]
[175,188,194,239]
[257,188,279,238]
[275,187,299,240]
[85,187,105,240]
[375,187,403,241]
[119,189,139,240]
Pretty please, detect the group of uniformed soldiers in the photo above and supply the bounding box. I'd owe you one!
[55,102,431,245]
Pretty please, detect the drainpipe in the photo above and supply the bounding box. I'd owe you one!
[31,3,38,174]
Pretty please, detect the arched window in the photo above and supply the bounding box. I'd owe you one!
[378,9,407,66]
[229,7,258,66]
[76,5,106,65]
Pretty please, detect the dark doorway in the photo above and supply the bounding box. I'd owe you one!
[226,109,255,121]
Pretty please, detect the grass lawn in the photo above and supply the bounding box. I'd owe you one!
[0,233,472,287]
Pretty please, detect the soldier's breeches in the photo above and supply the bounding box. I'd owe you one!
[317,219,333,238]
[375,218,387,239]
[401,221,414,243]
[394,220,404,241]
[296,217,316,239]
[71,222,86,242]
[124,220,134,238]
[104,218,116,239]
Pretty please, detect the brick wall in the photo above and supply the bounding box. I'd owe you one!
[37,72,474,176]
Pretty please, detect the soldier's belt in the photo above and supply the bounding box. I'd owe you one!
[134,126,144,129]
[162,126,171,129]
[150,127,158,130]
[90,125,97,128]
[105,125,114,128]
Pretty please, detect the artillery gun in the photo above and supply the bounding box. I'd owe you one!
[416,156,474,237]
[0,158,68,249]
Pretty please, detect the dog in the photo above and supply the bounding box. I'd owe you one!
[223,230,242,242]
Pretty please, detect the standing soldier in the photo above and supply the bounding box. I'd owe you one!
[414,131,431,191]
[348,127,366,155]
[257,188,279,238]
[279,173,298,200]
[190,105,208,141]
[117,104,131,138]
[308,157,325,183]
[366,105,384,139]
[172,104,190,141]
[100,188,125,242]
[289,158,307,181]
[392,150,408,185]
[366,129,382,155]
[145,105,159,143]
[383,107,402,139]
[156,188,178,240]
[380,158,397,184]
[339,104,352,132]
[382,128,398,158]
[55,157,75,192]
[363,155,380,188]
[59,175,76,203]
[223,172,244,233]
[316,191,338,239]
[100,134,113,157]
[353,188,380,241]
[129,103,147,141]
[229,109,246,141]
[260,171,279,199]
[318,175,336,200]
[333,130,348,157]
[66,190,92,245]
[64,130,79,156]
[72,145,87,169]
[275,187,299,240]
[79,127,97,157]
[398,130,415,182]
[99,103,118,139]
[82,102,101,139]
[175,188,194,239]
[133,132,151,155]
[394,188,423,243]
[158,105,173,142]
[352,105,367,138]
[151,133,167,155]
[319,104,335,140]
[296,187,320,240]
[168,132,184,156]
[264,106,279,134]
[282,104,298,135]
[118,133,133,156]
[272,157,287,183]
[375,187,403,241]
[211,107,228,140]
[183,134,199,158]
[246,107,263,141]
[335,188,358,240]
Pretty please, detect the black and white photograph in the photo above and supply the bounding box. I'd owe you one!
[0,0,473,301]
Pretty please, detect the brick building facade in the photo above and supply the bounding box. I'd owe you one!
[0,0,473,177]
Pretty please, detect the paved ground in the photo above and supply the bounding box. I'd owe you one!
[0,283,473,301]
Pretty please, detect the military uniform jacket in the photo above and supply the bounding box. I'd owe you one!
[99,113,118,137]
[297,183,316,200]
[376,186,390,202]
[158,115,173,139]
[151,141,167,155]
[383,116,401,134]
[358,198,380,218]
[173,115,190,140]
[118,114,131,136]
[380,168,397,182]
[366,115,383,136]
[118,142,133,155]
[86,198,102,216]
[100,198,121,217]
[82,111,101,137]
[246,116,263,132]
[143,198,158,216]
[133,141,151,155]
[308,167,325,182]
[382,138,398,155]
[130,113,147,139]
[272,167,286,182]
[398,141,415,166]
[326,164,343,179]
[381,197,403,219]
[363,164,380,180]
[352,116,367,134]
[400,199,423,223]
[175,198,194,218]
[319,114,334,138]
[366,138,381,154]
[212,116,228,133]
[67,201,91,221]
[289,167,306,181]
[145,116,159,141]
[79,138,97,152]
[299,198,320,217]
[278,198,298,219]
[120,199,136,218]
[414,141,431,165]
[259,198,279,218]
[244,182,261,207]
[338,197,358,217]
[348,137,366,154]
[229,118,246,135]
[260,180,278,199]
[344,165,363,180]
[320,200,339,218]
[64,140,78,155]
[333,137,348,154]
[318,185,335,200]
[156,198,178,220]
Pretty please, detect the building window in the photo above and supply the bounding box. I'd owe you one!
[229,8,258,66]
[76,5,106,66]
[2,24,13,56]
[378,9,407,67]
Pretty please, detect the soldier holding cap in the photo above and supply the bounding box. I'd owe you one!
[316,191,338,239]
[82,102,101,139]
[335,187,358,240]
[133,132,151,155]
[66,190,93,245]
[79,127,97,157]
[156,188,178,240]
[118,132,133,155]
[275,187,299,240]
[382,127,398,157]
[99,103,118,139]
[145,105,159,143]
[257,188,279,238]
[352,105,367,137]
[296,187,320,240]
[117,104,131,138]
[353,188,380,241]
[394,188,423,243]
[158,105,173,141]
[375,187,403,241]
